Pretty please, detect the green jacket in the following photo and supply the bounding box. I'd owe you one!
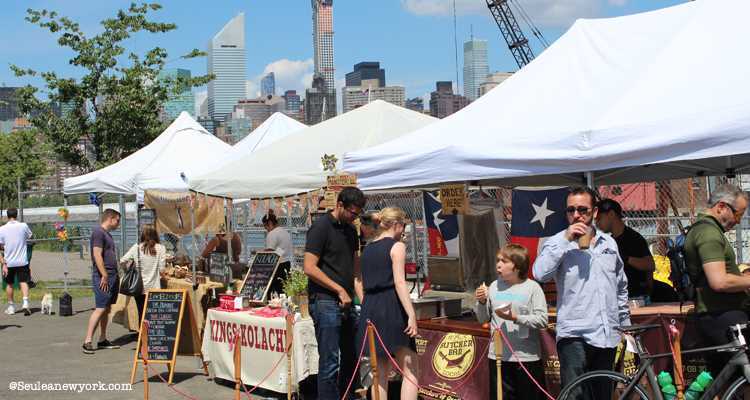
[685,213,747,313]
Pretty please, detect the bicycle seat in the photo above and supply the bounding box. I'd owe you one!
[615,324,662,336]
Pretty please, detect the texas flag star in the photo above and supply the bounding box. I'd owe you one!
[530,198,555,229]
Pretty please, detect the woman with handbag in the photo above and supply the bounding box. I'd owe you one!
[119,225,166,322]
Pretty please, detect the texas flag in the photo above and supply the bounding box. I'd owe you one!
[510,188,569,272]
[423,191,460,257]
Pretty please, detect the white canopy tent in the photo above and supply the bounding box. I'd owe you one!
[343,0,750,190]
[189,100,438,198]
[64,112,232,195]
[226,112,306,163]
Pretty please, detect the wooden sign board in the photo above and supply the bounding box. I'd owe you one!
[321,190,338,210]
[326,174,357,187]
[130,289,207,385]
[439,184,468,215]
[208,252,232,286]
[239,251,281,303]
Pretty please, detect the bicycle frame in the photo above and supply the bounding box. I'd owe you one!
[620,324,750,400]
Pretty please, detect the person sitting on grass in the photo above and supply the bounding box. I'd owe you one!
[475,243,549,400]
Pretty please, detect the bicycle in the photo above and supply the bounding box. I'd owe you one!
[557,323,750,400]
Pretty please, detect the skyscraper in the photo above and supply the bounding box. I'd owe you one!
[261,72,275,97]
[282,90,302,121]
[208,13,247,122]
[159,68,195,121]
[345,62,385,87]
[312,0,335,92]
[305,74,336,125]
[430,81,469,119]
[463,39,489,102]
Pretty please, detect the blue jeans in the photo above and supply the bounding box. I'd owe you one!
[557,338,616,400]
[310,298,360,400]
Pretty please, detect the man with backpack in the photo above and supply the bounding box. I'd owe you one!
[685,184,749,377]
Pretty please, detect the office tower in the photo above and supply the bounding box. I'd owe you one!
[282,90,303,121]
[208,13,247,121]
[405,97,424,112]
[463,39,489,102]
[429,81,469,119]
[305,74,336,125]
[197,116,218,135]
[0,87,20,121]
[479,72,513,97]
[342,82,405,113]
[345,62,385,87]
[261,72,276,97]
[159,68,195,122]
[312,0,335,92]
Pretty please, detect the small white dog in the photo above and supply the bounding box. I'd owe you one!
[40,293,53,315]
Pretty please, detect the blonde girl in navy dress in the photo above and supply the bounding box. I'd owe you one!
[358,207,419,400]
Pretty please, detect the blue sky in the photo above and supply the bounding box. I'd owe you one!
[1,0,685,112]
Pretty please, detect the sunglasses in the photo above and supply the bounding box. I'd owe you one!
[345,207,361,218]
[565,206,592,215]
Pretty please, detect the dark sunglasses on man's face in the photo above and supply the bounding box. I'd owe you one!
[346,207,361,218]
[565,206,592,215]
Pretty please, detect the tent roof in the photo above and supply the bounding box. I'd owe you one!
[64,112,232,195]
[229,112,306,161]
[189,100,438,198]
[343,0,750,190]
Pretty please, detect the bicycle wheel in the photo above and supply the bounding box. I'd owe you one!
[557,370,650,400]
[723,376,750,399]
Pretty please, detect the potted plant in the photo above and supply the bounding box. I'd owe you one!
[283,269,309,317]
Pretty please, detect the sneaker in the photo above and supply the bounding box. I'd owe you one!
[97,339,120,349]
[4,305,15,315]
[23,308,31,316]
[82,342,95,354]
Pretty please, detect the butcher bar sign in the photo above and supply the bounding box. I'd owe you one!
[207,319,286,354]
[416,329,489,400]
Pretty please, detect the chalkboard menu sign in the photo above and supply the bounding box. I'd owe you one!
[130,289,207,385]
[209,252,232,286]
[143,290,183,361]
[239,251,281,302]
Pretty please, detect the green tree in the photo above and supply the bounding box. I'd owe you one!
[0,130,49,211]
[10,3,212,172]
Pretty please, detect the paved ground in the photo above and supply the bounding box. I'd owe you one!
[30,250,93,282]
[0,296,292,400]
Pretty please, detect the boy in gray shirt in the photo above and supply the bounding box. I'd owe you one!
[476,244,549,400]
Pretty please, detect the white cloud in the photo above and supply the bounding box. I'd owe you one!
[242,58,314,101]
[401,0,601,28]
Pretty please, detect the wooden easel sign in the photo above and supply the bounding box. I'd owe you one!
[130,289,207,385]
[239,252,281,304]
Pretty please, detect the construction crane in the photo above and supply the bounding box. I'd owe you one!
[485,0,540,69]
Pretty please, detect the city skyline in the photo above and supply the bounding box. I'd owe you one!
[1,1,684,114]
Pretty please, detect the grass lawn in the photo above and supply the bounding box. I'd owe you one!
[0,280,93,304]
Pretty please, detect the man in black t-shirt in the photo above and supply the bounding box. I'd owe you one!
[304,187,366,399]
[596,199,659,299]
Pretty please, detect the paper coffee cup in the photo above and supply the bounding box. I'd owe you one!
[578,228,593,249]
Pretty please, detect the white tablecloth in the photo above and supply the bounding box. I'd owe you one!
[201,308,318,393]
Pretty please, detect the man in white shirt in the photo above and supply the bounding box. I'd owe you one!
[263,210,294,296]
[0,208,33,316]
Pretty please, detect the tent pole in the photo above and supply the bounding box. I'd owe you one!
[119,195,126,259]
[63,195,69,293]
[190,194,197,292]
[585,172,594,188]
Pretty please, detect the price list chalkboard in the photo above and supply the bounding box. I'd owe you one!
[209,252,232,286]
[239,252,281,302]
[143,291,184,361]
[131,289,206,386]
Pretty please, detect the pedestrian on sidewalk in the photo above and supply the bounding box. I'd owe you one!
[83,209,122,354]
[0,208,33,316]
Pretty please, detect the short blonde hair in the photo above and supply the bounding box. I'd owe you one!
[498,244,530,279]
[373,207,407,231]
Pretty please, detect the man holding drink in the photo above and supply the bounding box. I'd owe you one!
[533,186,630,399]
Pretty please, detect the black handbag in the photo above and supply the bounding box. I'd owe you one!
[119,245,143,296]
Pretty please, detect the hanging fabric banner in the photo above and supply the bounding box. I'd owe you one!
[144,190,225,235]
